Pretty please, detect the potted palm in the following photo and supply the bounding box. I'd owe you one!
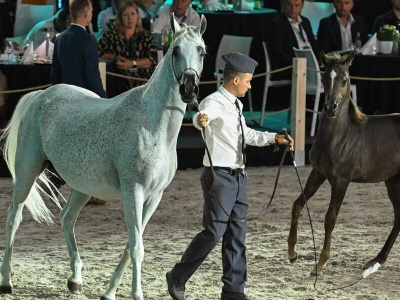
[377,24,397,54]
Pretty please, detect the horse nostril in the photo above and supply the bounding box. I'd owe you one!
[193,85,199,96]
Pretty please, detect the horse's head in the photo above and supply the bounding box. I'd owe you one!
[320,51,355,118]
[169,14,207,103]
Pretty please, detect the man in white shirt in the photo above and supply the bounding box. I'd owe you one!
[97,0,122,38]
[166,53,294,300]
[152,0,200,33]
[23,8,71,49]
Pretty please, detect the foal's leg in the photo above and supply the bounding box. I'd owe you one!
[101,192,163,300]
[60,189,91,293]
[288,168,326,264]
[364,175,400,270]
[0,163,42,294]
[313,179,350,275]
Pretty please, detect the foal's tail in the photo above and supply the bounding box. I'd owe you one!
[1,90,57,225]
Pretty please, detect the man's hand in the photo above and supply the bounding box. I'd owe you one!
[197,113,209,128]
[276,134,294,151]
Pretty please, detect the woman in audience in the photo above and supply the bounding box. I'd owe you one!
[98,0,157,94]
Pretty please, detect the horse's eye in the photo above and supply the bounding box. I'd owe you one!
[172,46,181,57]
[342,77,348,85]
[197,46,206,57]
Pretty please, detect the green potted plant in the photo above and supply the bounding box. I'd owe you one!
[377,24,397,41]
[377,24,398,54]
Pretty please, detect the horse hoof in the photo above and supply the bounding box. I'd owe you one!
[100,295,115,300]
[67,279,82,293]
[0,285,13,294]
[289,255,298,264]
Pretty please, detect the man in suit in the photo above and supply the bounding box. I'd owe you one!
[51,0,107,98]
[372,0,400,34]
[266,0,319,80]
[50,0,107,205]
[317,0,368,53]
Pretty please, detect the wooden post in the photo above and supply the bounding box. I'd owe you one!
[290,57,306,166]
[99,62,106,91]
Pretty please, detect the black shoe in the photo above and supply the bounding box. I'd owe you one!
[166,271,185,300]
[221,291,253,300]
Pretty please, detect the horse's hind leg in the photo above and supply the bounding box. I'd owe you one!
[60,189,90,293]
[288,168,326,264]
[0,163,42,294]
[364,175,400,270]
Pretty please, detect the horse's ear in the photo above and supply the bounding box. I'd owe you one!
[195,15,207,35]
[320,51,327,67]
[343,51,356,67]
[170,13,181,34]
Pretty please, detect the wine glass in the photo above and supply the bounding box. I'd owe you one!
[4,40,13,63]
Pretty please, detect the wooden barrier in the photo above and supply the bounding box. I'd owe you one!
[291,57,306,166]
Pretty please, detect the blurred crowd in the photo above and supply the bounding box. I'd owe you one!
[0,0,398,94]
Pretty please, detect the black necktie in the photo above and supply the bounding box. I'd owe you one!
[234,99,246,165]
[298,23,306,43]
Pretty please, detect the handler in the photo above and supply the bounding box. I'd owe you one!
[166,52,294,300]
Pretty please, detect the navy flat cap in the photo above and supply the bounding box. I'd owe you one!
[222,52,258,74]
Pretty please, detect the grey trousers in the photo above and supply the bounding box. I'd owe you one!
[171,167,248,293]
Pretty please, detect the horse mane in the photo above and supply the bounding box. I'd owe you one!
[349,99,368,124]
[323,52,368,125]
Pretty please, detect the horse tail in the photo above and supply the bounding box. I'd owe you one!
[1,90,58,225]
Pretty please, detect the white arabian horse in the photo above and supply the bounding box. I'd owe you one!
[0,15,207,300]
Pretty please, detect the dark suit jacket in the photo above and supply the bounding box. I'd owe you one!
[266,13,319,80]
[317,13,368,53]
[51,24,107,98]
[372,10,400,34]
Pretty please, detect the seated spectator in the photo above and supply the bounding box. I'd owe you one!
[317,0,368,53]
[372,0,400,34]
[98,0,158,93]
[152,0,200,33]
[23,8,71,49]
[266,0,319,80]
[97,0,125,38]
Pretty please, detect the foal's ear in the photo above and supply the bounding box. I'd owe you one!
[320,50,327,67]
[343,51,355,67]
[171,13,181,34]
[195,15,207,35]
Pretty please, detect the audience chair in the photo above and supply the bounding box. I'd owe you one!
[215,35,253,116]
[260,41,292,127]
[293,48,357,137]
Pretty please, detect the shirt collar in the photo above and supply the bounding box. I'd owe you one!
[287,15,303,25]
[218,86,236,104]
[335,13,355,25]
[70,23,87,31]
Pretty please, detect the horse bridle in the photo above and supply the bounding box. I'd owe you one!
[171,47,202,91]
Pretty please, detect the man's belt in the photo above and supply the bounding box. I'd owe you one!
[210,166,244,176]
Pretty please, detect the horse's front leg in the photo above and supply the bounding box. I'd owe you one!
[101,192,163,300]
[121,185,146,300]
[313,179,349,275]
[288,168,326,264]
[60,189,91,293]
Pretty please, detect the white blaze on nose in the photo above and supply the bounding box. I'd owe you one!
[330,69,337,91]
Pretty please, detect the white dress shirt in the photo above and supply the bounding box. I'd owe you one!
[152,4,200,33]
[193,86,277,169]
[97,5,117,39]
[288,16,310,49]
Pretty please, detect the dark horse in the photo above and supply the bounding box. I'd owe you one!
[288,51,400,276]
